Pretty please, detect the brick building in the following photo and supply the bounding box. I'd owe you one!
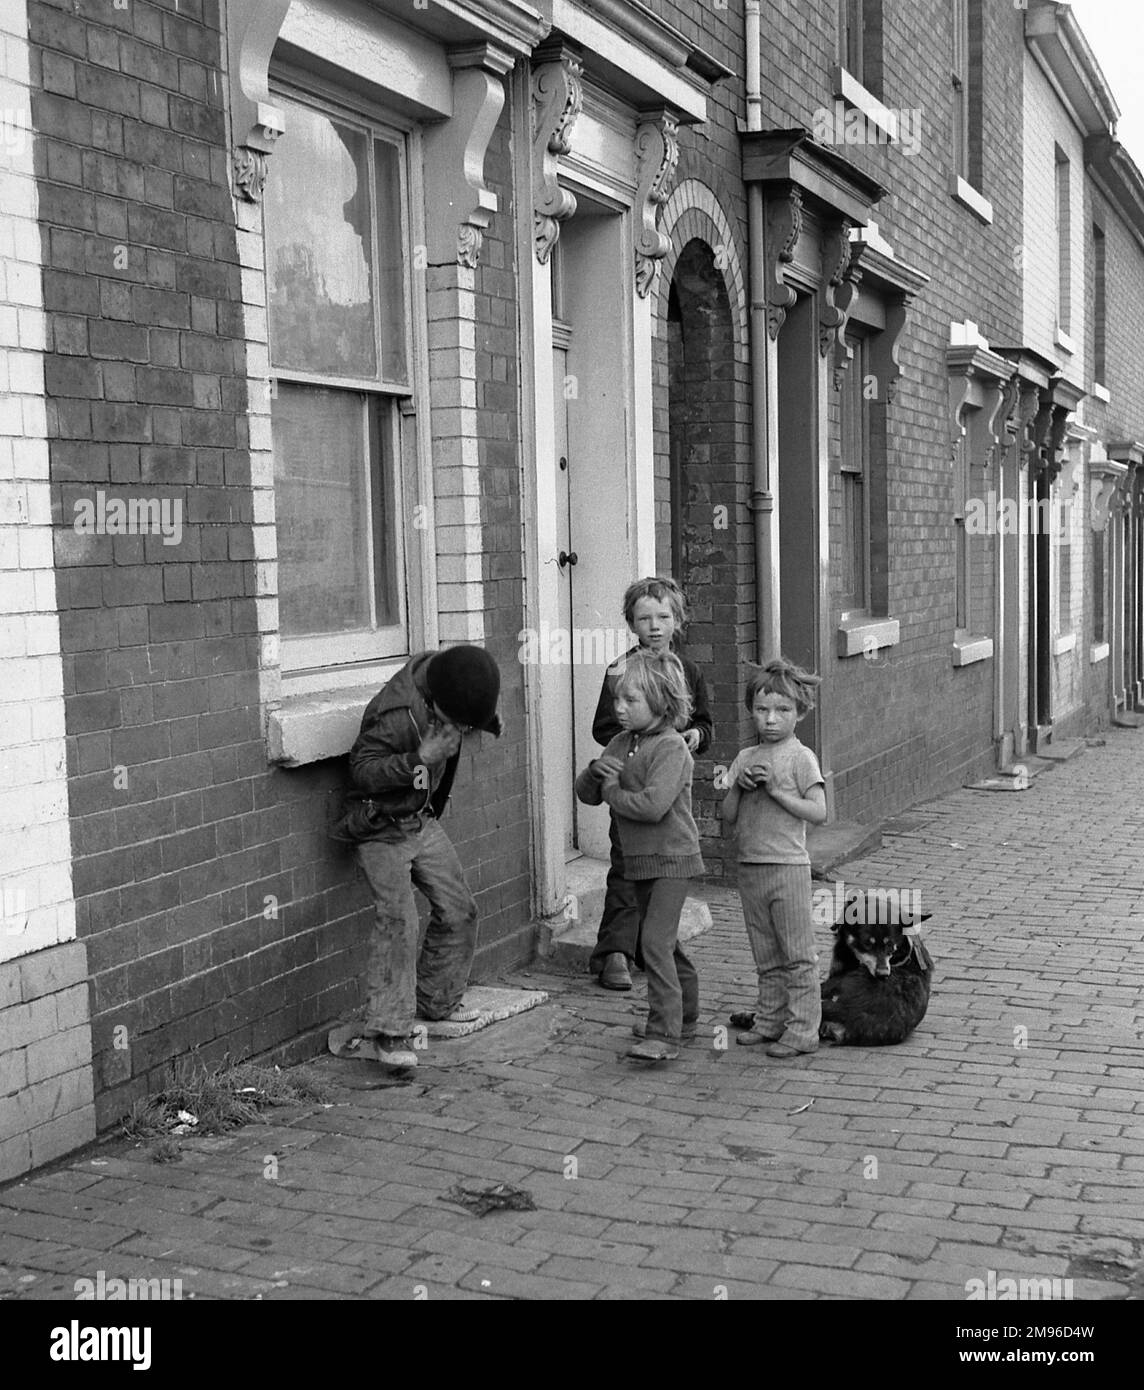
[2,0,1143,1179]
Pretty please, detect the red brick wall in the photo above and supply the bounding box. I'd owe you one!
[31,0,532,1131]
[460,108,533,970]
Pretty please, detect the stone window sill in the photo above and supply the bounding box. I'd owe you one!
[1055,326,1076,356]
[1090,642,1109,664]
[951,634,993,666]
[1091,382,1110,403]
[831,65,898,143]
[950,175,993,226]
[267,680,391,767]
[836,614,900,658]
[1053,631,1076,656]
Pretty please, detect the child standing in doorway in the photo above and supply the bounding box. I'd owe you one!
[576,650,704,1060]
[589,576,712,991]
[722,657,827,1058]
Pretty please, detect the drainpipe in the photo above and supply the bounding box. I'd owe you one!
[744,0,778,661]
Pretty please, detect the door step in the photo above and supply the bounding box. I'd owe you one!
[536,855,712,966]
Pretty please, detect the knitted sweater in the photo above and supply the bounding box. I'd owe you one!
[575,727,704,880]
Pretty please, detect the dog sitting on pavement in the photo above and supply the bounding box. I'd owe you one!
[818,888,933,1046]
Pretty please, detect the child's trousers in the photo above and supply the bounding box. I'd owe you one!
[632,877,698,1044]
[356,818,478,1037]
[738,863,820,1048]
[589,813,640,971]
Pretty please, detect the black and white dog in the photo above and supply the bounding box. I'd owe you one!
[818,889,934,1046]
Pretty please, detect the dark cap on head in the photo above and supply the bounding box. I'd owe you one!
[426,645,501,731]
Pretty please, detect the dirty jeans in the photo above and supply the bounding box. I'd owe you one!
[356,818,478,1038]
[589,813,640,971]
[632,877,698,1044]
[738,862,820,1048]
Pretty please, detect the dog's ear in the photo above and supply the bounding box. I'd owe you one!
[916,912,933,923]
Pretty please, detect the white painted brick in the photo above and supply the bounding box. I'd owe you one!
[255,559,277,595]
[240,264,266,306]
[32,571,60,613]
[0,397,23,437]
[13,436,48,478]
[438,610,485,643]
[252,524,277,560]
[3,34,31,82]
[433,494,482,527]
[250,449,275,487]
[3,256,39,305]
[244,305,267,341]
[16,308,45,350]
[255,596,277,631]
[434,523,483,557]
[0,615,25,657]
[17,526,53,571]
[249,413,273,451]
[0,571,35,614]
[21,397,46,437]
[0,706,32,747]
[0,746,43,790]
[30,699,65,742]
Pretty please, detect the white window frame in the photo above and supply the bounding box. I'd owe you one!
[265,72,430,688]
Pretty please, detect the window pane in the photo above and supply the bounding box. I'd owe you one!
[375,139,407,384]
[266,103,376,377]
[273,384,377,637]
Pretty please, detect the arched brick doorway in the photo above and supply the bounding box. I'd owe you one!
[661,237,740,869]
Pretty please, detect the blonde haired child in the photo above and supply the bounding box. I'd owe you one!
[576,650,704,1061]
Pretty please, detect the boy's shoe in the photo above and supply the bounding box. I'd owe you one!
[626,1039,679,1061]
[632,1019,698,1040]
[438,1004,481,1024]
[765,1040,818,1058]
[735,1028,782,1046]
[328,1025,418,1068]
[599,953,632,990]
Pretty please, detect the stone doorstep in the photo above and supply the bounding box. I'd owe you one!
[1035,738,1086,762]
[966,754,1057,792]
[418,985,548,1039]
[539,855,712,967]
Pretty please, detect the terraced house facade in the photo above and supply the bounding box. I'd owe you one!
[2,0,1142,1179]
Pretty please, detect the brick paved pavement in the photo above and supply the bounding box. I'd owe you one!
[2,732,1143,1301]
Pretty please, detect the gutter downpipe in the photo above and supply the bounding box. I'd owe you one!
[745,0,780,662]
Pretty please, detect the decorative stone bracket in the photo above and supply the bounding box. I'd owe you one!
[225,0,292,202]
[1035,380,1086,481]
[820,218,858,386]
[423,43,515,269]
[532,42,583,265]
[762,187,802,338]
[1090,463,1126,531]
[946,343,1016,468]
[633,108,681,298]
[847,234,928,405]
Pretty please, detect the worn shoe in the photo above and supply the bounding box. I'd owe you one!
[348,1034,418,1067]
[626,1038,679,1061]
[599,953,632,990]
[735,1028,782,1046]
[765,1040,818,1058]
[633,1019,698,1040]
[439,1004,481,1023]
